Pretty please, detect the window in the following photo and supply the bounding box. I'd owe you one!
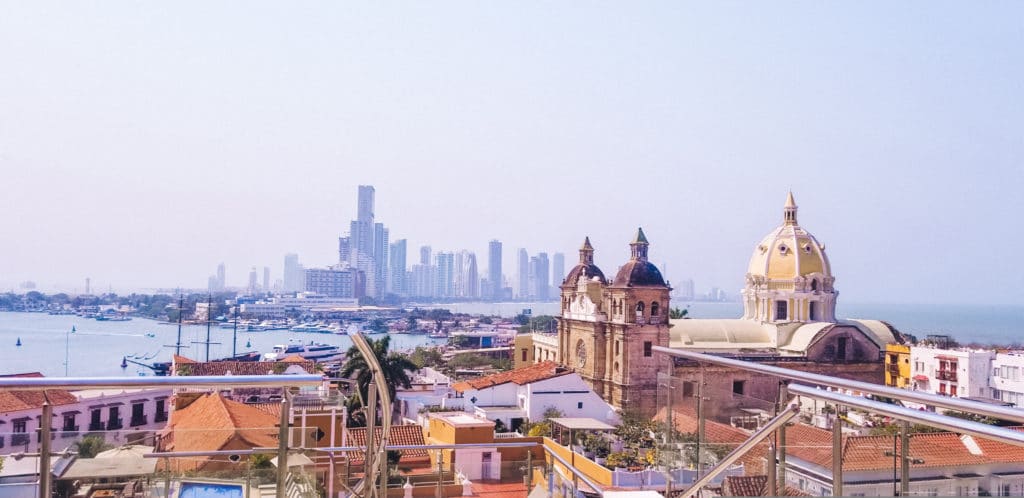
[62,413,77,432]
[682,381,695,397]
[775,300,788,321]
[577,402,583,409]
[811,279,818,291]
[615,341,620,356]
[733,380,745,396]
[155,399,167,422]
[90,408,102,431]
[837,337,847,360]
[13,419,26,434]
[650,302,659,316]
[809,301,819,320]
[108,406,122,430]
[130,402,146,426]
[521,348,528,362]
[643,341,652,357]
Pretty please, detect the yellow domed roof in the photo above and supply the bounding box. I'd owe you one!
[746,193,832,280]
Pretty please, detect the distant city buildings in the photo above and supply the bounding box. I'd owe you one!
[282,253,305,293]
[488,240,503,301]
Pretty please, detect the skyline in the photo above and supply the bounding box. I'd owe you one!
[2,2,1022,305]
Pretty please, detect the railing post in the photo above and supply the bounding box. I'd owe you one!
[276,390,291,498]
[39,399,52,498]
[367,383,378,498]
[436,450,444,498]
[766,443,777,497]
[697,366,706,477]
[777,381,788,488]
[901,420,910,495]
[832,407,843,497]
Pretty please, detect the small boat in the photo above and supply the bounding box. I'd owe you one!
[16,337,22,347]
[120,356,128,368]
[245,339,252,348]
[262,340,344,363]
[145,333,156,338]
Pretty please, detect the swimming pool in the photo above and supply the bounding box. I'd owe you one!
[178,482,244,498]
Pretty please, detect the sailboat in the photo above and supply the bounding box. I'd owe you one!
[16,337,22,347]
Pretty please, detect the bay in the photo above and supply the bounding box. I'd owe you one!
[0,313,446,377]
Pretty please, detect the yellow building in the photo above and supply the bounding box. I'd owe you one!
[886,343,912,388]
[513,333,535,369]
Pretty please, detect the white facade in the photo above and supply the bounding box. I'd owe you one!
[459,372,618,428]
[990,352,1024,407]
[0,388,171,455]
[909,346,995,401]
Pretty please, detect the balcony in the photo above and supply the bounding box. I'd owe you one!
[12,433,30,446]
[887,364,901,375]
[107,418,123,430]
[88,421,104,432]
[60,427,80,438]
[155,412,168,423]
[130,415,148,427]
[937,370,958,382]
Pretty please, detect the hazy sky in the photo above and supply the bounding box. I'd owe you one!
[1,2,1022,305]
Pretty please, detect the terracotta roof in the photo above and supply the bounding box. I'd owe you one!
[453,361,569,393]
[282,354,308,363]
[173,358,315,376]
[0,373,79,413]
[173,355,197,364]
[345,425,428,463]
[967,427,1024,462]
[163,392,279,468]
[723,475,767,496]
[471,480,528,498]
[785,424,992,471]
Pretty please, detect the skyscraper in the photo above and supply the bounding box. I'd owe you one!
[533,252,550,301]
[552,252,565,288]
[435,252,454,298]
[349,185,375,267]
[517,248,529,299]
[488,240,502,301]
[374,223,389,297]
[248,267,258,294]
[463,251,479,298]
[389,239,407,296]
[338,236,351,265]
[263,267,270,293]
[216,263,226,291]
[420,246,432,266]
[283,253,305,293]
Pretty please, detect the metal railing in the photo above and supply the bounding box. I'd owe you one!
[0,374,322,498]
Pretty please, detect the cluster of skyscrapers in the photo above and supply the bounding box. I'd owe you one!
[291,186,565,301]
[208,186,567,301]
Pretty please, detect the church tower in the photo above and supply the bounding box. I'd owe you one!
[558,229,672,415]
[742,192,838,323]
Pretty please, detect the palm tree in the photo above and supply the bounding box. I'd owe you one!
[73,435,112,458]
[340,335,417,427]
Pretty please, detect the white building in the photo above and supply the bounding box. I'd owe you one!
[909,346,995,401]
[990,352,1024,407]
[0,377,171,455]
[453,361,619,432]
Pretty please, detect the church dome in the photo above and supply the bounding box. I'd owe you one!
[746,192,832,280]
[563,237,606,286]
[612,228,667,287]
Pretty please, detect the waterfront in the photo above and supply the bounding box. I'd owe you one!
[1,302,1021,378]
[0,312,446,377]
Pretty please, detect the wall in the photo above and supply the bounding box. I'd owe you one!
[525,375,618,424]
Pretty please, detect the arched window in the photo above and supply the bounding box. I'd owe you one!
[650,302,660,317]
[636,302,645,312]
[811,279,819,291]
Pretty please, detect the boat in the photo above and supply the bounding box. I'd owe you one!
[290,323,333,334]
[262,340,344,363]
[145,333,156,338]
[16,337,21,347]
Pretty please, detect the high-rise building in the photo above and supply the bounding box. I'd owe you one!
[283,253,305,293]
[348,185,375,268]
[338,236,351,265]
[357,185,374,223]
[389,239,407,296]
[412,264,435,298]
[552,252,565,288]
[248,267,258,295]
[217,263,226,290]
[532,253,550,301]
[517,248,529,299]
[304,266,364,298]
[420,246,432,266]
[373,223,389,297]
[463,251,479,298]
[435,252,455,298]
[263,267,270,293]
[488,240,502,301]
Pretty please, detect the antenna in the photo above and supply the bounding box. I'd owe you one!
[163,294,190,355]
[190,294,221,361]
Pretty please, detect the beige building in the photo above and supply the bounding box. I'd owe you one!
[552,193,904,418]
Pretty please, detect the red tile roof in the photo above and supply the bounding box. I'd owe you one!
[172,355,315,376]
[471,480,528,498]
[162,392,279,469]
[0,373,79,413]
[453,361,569,393]
[345,425,428,463]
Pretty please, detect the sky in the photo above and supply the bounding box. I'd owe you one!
[1,2,1022,305]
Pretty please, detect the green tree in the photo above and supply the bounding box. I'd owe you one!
[669,306,689,319]
[409,347,444,369]
[340,336,417,425]
[74,435,112,458]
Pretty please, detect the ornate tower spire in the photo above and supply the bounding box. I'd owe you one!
[579,237,595,265]
[630,227,649,261]
[783,191,798,225]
